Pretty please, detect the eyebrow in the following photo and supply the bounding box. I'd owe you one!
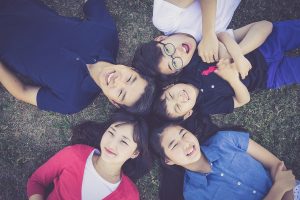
[131,76,137,85]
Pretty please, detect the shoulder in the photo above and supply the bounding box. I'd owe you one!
[59,144,94,160]
[205,131,249,150]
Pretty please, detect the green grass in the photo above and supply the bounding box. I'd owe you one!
[0,0,300,199]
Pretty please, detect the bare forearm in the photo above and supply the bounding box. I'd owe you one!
[217,32,243,61]
[29,194,44,200]
[264,183,286,200]
[228,79,250,108]
[200,0,217,35]
[0,62,39,105]
[238,21,273,55]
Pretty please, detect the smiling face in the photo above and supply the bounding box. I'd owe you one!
[161,83,199,119]
[160,125,201,167]
[155,33,197,75]
[97,64,148,107]
[100,122,139,164]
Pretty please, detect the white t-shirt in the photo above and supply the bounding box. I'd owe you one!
[82,149,121,200]
[153,0,241,42]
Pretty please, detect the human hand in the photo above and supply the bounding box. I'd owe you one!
[214,59,239,83]
[234,55,252,79]
[198,33,219,63]
[270,161,287,182]
[273,162,295,193]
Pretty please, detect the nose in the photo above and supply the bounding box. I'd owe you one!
[107,139,118,151]
[175,44,185,56]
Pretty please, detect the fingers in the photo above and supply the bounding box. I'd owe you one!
[199,49,219,63]
[275,161,285,175]
[200,51,214,63]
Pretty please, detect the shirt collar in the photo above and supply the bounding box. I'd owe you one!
[184,145,221,187]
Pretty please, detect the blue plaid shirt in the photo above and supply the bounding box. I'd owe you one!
[184,131,273,200]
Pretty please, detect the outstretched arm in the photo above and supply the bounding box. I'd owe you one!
[0,62,39,106]
[247,139,295,200]
[198,0,219,63]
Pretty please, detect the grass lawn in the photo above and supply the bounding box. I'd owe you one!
[0,0,299,199]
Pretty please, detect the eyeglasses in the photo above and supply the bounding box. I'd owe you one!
[158,42,183,71]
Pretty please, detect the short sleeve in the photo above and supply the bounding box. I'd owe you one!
[83,0,114,23]
[215,131,250,152]
[37,87,80,114]
[152,0,183,34]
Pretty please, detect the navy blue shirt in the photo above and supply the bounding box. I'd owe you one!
[184,131,272,200]
[0,0,119,114]
[180,50,267,115]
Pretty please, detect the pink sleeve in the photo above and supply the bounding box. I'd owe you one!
[26,146,71,198]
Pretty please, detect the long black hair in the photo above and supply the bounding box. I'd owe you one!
[149,113,218,200]
[71,112,151,180]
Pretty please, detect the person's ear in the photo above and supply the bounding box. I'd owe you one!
[183,110,193,120]
[131,150,140,159]
[164,157,175,165]
[154,35,168,42]
[109,99,120,108]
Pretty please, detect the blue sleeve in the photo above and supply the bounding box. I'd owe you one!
[210,131,250,152]
[83,0,114,23]
[37,87,81,114]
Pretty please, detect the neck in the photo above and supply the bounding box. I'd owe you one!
[87,61,113,82]
[92,155,122,184]
[184,151,211,173]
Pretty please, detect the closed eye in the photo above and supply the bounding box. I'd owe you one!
[108,131,114,136]
[118,90,122,97]
[121,140,128,145]
[127,75,132,82]
[171,143,178,150]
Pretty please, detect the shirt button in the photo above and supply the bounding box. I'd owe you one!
[237,181,241,186]
[76,57,80,61]
[220,173,224,177]
[252,190,256,194]
[211,85,215,88]
[200,89,204,92]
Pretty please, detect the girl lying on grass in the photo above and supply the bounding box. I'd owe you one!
[27,112,150,200]
[151,123,299,200]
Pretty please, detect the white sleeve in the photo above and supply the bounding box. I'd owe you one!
[152,0,184,35]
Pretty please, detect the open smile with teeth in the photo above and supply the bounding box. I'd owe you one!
[106,71,116,85]
[186,145,195,156]
[182,43,190,54]
[180,90,190,102]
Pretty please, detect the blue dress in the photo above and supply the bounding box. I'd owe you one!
[0,0,119,114]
